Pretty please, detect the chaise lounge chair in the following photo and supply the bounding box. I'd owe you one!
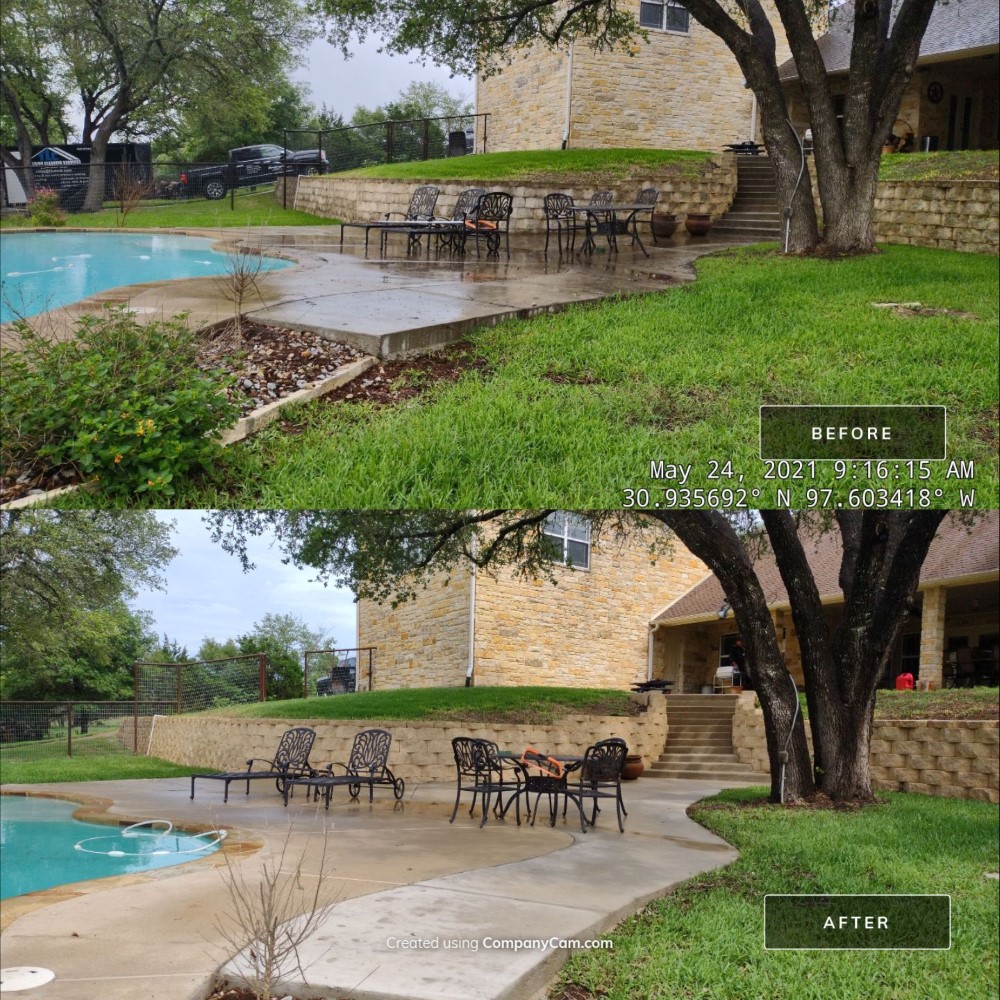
[339,185,440,254]
[189,726,316,803]
[282,727,405,810]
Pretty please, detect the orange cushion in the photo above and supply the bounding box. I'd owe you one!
[464,219,498,230]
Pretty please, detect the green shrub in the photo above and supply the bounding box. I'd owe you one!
[28,187,67,226]
[1,307,238,497]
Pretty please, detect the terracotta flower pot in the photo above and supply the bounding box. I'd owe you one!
[651,212,678,240]
[622,754,645,780]
[685,213,713,236]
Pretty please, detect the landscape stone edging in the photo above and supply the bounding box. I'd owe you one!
[1,355,378,510]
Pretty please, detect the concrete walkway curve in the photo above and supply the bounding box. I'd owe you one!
[0,777,750,1000]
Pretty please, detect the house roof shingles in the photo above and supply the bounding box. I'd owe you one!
[654,512,1000,624]
[778,0,1000,82]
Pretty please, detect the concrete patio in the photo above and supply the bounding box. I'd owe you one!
[0,776,754,1000]
[2,226,761,358]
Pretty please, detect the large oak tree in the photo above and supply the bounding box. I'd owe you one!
[206,509,963,804]
[320,0,943,252]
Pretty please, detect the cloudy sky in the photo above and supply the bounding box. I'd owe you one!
[294,32,473,119]
[129,511,357,657]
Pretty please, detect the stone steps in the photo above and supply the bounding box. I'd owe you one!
[715,156,782,239]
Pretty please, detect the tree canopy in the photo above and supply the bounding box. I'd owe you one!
[0,511,176,699]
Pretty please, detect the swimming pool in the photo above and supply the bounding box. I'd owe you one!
[0,796,223,900]
[0,231,291,323]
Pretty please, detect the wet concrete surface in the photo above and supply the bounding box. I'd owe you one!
[2,226,760,357]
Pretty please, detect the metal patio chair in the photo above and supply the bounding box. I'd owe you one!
[189,726,316,803]
[464,191,513,258]
[284,727,405,809]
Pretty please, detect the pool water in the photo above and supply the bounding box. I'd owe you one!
[0,796,223,900]
[0,231,291,323]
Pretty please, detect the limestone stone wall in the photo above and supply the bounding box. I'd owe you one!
[357,527,709,691]
[476,47,569,152]
[732,694,1000,803]
[873,180,999,254]
[476,7,791,153]
[357,571,472,690]
[137,693,668,783]
[472,538,708,689]
[289,158,737,233]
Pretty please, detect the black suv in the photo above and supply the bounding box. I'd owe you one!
[180,144,328,200]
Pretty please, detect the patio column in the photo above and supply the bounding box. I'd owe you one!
[919,586,947,689]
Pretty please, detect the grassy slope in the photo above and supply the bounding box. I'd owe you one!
[555,787,999,1000]
[0,192,331,230]
[337,148,713,182]
[877,150,999,183]
[214,686,633,724]
[168,244,998,509]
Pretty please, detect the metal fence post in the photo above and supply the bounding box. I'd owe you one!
[230,160,235,211]
[133,660,140,754]
[259,653,268,702]
[67,703,73,758]
[482,114,489,155]
[422,119,430,161]
[283,128,289,209]
[386,122,394,164]
[176,662,183,714]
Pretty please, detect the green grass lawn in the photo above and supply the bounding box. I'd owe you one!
[0,192,332,230]
[554,787,999,1000]
[878,150,999,183]
[214,686,633,724]
[338,148,713,182]
[794,688,999,721]
[0,754,204,785]
[157,244,997,509]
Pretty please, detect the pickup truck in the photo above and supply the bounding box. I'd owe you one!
[179,143,328,200]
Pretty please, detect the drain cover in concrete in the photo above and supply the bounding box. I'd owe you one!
[0,968,56,992]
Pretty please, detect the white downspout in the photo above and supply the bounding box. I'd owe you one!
[562,42,575,149]
[466,547,477,686]
[647,622,661,681]
[749,91,758,143]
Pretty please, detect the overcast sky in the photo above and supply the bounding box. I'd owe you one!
[129,511,357,658]
[294,33,474,119]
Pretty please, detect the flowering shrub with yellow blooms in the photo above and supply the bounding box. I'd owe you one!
[2,307,238,497]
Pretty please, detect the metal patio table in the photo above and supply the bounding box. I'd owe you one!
[571,203,656,256]
[496,752,590,831]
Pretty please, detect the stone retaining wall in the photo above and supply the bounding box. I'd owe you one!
[873,179,998,254]
[131,693,668,785]
[284,158,737,234]
[732,694,999,802]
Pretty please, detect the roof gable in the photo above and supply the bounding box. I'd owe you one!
[779,0,1000,81]
[655,511,1000,623]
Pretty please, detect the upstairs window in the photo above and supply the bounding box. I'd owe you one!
[639,1,690,33]
[543,512,591,570]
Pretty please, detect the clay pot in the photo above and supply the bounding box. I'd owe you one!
[651,212,678,240]
[685,213,713,236]
[622,754,645,780]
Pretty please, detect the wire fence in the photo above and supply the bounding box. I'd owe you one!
[0,654,267,764]
[304,647,376,698]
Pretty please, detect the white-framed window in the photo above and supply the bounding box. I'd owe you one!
[542,512,591,570]
[639,0,690,33]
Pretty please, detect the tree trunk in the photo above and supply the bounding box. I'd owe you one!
[82,126,114,213]
[0,77,37,202]
[659,513,815,802]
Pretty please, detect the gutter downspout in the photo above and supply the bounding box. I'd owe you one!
[466,547,477,687]
[562,42,574,149]
[647,622,661,681]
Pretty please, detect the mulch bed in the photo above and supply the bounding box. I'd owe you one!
[1,325,484,504]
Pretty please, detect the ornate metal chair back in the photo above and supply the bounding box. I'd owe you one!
[588,190,614,207]
[407,185,440,220]
[347,728,392,778]
[544,192,575,220]
[451,188,486,220]
[272,727,316,772]
[582,737,628,782]
[634,187,659,207]
[475,191,513,224]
